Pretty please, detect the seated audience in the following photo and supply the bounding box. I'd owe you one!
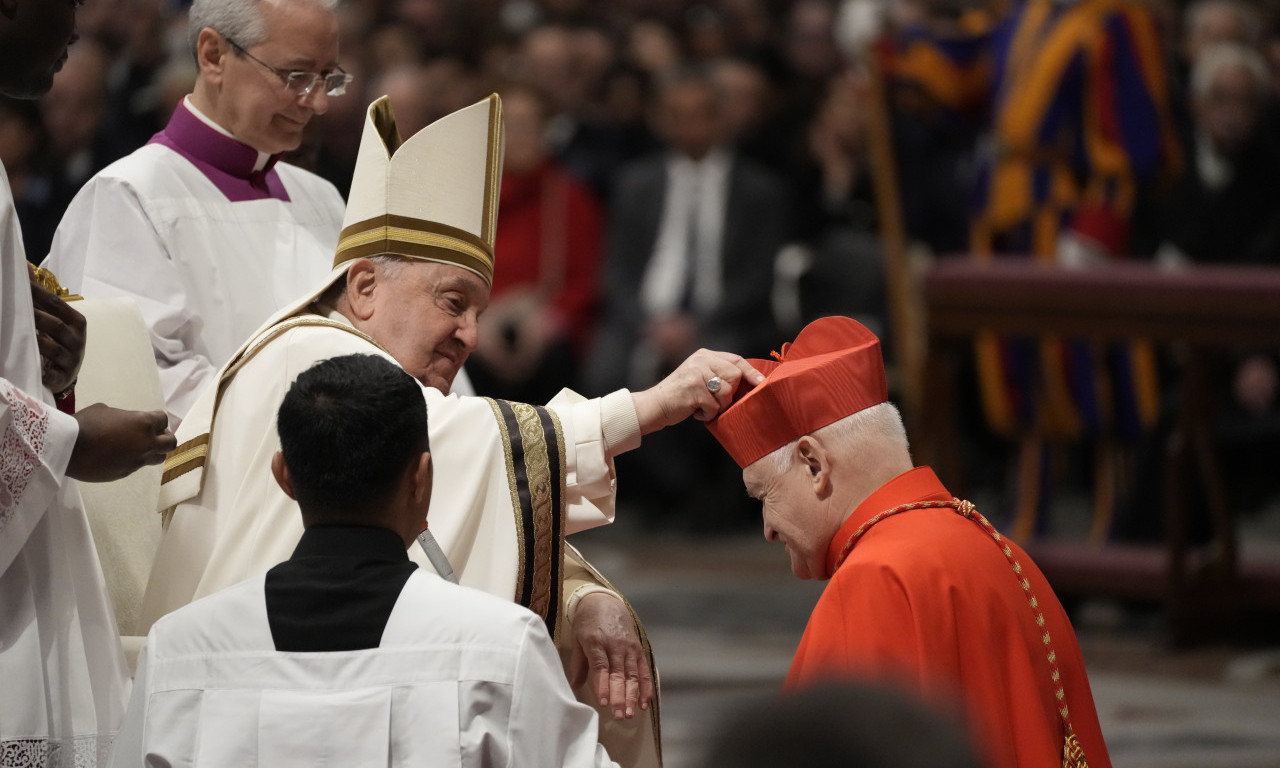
[466,83,604,404]
[586,66,786,530]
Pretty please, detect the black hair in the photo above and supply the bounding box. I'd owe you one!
[276,354,428,522]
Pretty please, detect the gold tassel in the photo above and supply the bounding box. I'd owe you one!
[1063,732,1088,768]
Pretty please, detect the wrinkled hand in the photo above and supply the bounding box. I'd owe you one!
[632,348,765,434]
[568,592,653,721]
[29,278,86,395]
[68,403,176,483]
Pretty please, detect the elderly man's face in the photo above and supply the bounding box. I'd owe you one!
[0,0,80,99]
[1195,62,1263,157]
[364,260,489,393]
[744,456,834,581]
[217,0,339,155]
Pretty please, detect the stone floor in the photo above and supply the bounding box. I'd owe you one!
[572,512,1280,768]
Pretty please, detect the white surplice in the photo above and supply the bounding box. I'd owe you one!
[111,570,619,768]
[42,103,344,428]
[141,305,640,626]
[2,165,129,766]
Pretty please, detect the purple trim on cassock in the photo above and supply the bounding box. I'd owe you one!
[147,103,291,203]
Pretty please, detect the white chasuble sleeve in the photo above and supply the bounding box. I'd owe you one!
[1,378,78,575]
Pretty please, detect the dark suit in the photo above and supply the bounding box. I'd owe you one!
[584,150,788,529]
[585,151,786,395]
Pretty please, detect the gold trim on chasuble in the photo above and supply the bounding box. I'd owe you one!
[161,434,211,485]
[159,316,388,490]
[485,398,566,641]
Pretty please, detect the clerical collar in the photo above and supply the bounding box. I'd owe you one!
[825,466,951,576]
[182,96,272,171]
[148,98,291,203]
[290,525,410,562]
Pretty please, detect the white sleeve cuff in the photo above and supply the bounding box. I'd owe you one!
[599,389,641,456]
[44,403,80,479]
[565,584,623,626]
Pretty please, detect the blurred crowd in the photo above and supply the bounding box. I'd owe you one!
[5,0,1280,529]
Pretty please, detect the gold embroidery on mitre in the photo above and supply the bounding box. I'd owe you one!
[335,214,494,285]
[482,94,502,245]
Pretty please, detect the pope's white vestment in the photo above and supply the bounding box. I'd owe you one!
[142,305,638,622]
[42,100,344,427]
[140,301,663,767]
[111,570,620,768]
[2,164,129,766]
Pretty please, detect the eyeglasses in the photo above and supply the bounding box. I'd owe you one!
[224,36,353,98]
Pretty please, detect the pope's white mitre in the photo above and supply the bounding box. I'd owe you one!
[335,94,504,285]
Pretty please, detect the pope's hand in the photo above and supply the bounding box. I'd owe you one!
[68,404,177,483]
[631,348,765,434]
[568,592,653,720]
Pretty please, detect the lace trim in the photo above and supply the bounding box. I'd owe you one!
[0,734,115,768]
[1,380,50,531]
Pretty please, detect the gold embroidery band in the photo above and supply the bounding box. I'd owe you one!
[335,215,494,285]
[487,398,565,639]
[161,433,210,484]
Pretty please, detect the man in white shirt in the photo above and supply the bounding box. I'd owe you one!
[2,3,176,763]
[44,0,350,429]
[112,353,621,768]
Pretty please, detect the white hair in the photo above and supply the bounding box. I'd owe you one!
[368,254,409,280]
[318,254,410,306]
[765,401,909,476]
[187,0,340,57]
[1191,42,1270,100]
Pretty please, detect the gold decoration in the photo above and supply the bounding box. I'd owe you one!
[29,265,83,301]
